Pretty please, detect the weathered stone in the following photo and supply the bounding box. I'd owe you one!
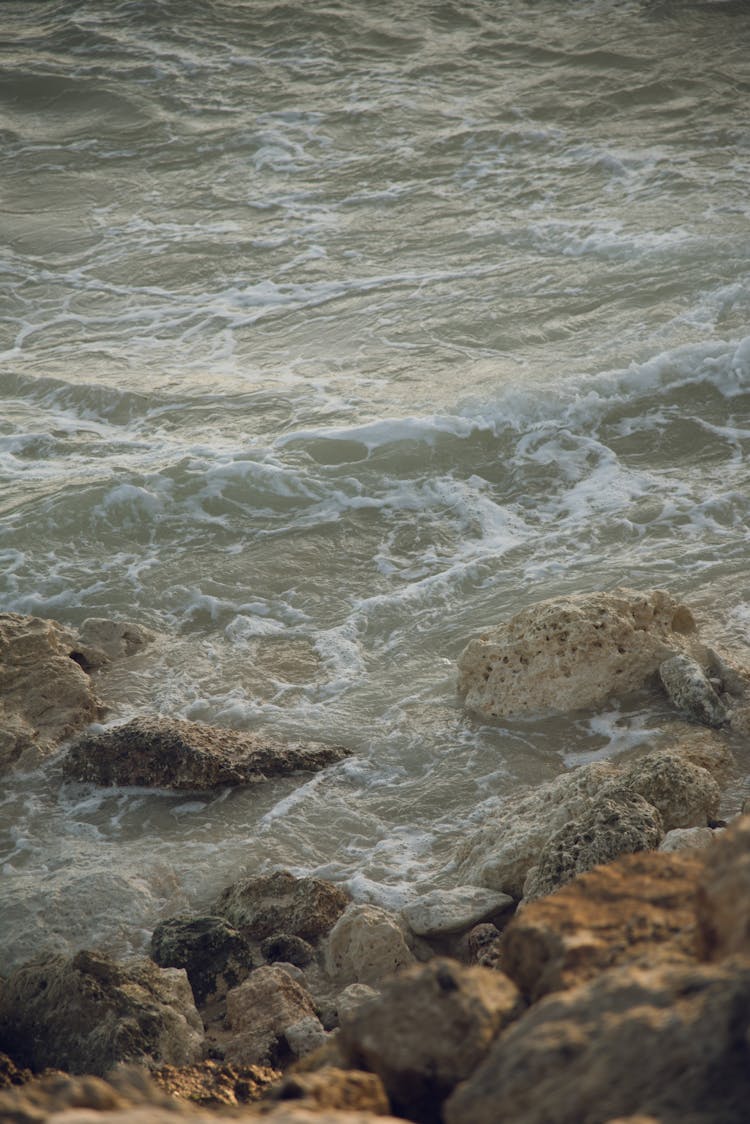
[224,966,322,1067]
[215,871,349,943]
[265,1067,390,1115]
[614,749,720,831]
[283,1015,327,1060]
[261,933,315,967]
[63,716,350,790]
[0,1051,31,1089]
[659,653,730,727]
[401,887,514,938]
[696,814,750,961]
[457,588,706,719]
[151,1060,280,1106]
[336,984,380,1028]
[522,790,664,902]
[501,851,702,1001]
[149,915,256,1005]
[659,826,716,853]
[444,960,750,1124]
[672,727,736,783]
[0,949,203,1075]
[339,958,523,1123]
[323,904,416,988]
[77,617,153,661]
[464,924,502,967]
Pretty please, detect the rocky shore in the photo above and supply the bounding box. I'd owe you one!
[2,589,750,1123]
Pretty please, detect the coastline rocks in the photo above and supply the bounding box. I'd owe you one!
[76,617,153,662]
[339,958,523,1123]
[696,814,750,961]
[401,887,514,939]
[323,905,416,988]
[266,1067,391,1115]
[612,749,720,831]
[659,825,716,853]
[224,966,324,1067]
[457,588,704,719]
[659,653,730,727]
[63,716,351,790]
[0,949,203,1075]
[149,916,256,1005]
[151,1060,280,1106]
[214,871,349,943]
[261,934,316,968]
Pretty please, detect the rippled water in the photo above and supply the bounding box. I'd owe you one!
[1,0,750,969]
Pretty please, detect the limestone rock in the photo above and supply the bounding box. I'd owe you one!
[63,716,350,790]
[224,965,323,1067]
[323,904,416,988]
[659,826,716,853]
[151,1060,280,1106]
[265,1067,390,1115]
[339,957,523,1123]
[0,948,203,1075]
[443,959,750,1124]
[261,933,315,967]
[336,984,380,1028]
[614,749,720,831]
[659,653,730,727]
[0,612,106,772]
[149,915,256,1005]
[215,870,349,943]
[696,813,750,961]
[401,887,514,938]
[501,851,702,1001]
[457,588,704,719]
[522,790,664,901]
[77,616,153,661]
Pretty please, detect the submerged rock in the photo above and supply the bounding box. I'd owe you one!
[150,915,256,1005]
[63,716,351,790]
[215,870,349,943]
[323,904,416,988]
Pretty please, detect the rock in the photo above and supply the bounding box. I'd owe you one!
[501,851,702,1001]
[659,653,730,727]
[224,966,323,1067]
[77,617,153,661]
[522,790,664,901]
[63,716,350,790]
[265,1066,390,1115]
[614,749,720,831]
[696,814,750,961]
[261,933,315,967]
[675,728,735,783]
[464,924,502,967]
[323,904,416,988]
[215,871,349,943]
[149,915,256,1005]
[443,959,750,1124]
[457,588,707,719]
[336,984,380,1028]
[0,612,107,772]
[151,1060,280,1106]
[0,948,203,1075]
[401,887,514,938]
[659,826,716,853]
[339,958,523,1123]
[0,1051,31,1089]
[283,1015,328,1059]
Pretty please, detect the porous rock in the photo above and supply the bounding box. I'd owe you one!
[613,748,720,831]
[265,1066,390,1115]
[215,870,349,943]
[501,850,702,1001]
[323,904,416,988]
[443,959,750,1124]
[0,948,203,1075]
[659,653,730,727]
[151,1059,280,1106]
[224,965,323,1067]
[401,886,513,938]
[63,716,350,790]
[696,813,750,961]
[522,789,663,902]
[149,915,256,1005]
[339,957,523,1123]
[77,616,153,661]
[261,933,315,967]
[457,588,704,719]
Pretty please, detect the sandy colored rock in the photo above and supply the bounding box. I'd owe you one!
[613,749,720,831]
[63,716,350,790]
[77,617,153,661]
[225,966,322,1067]
[444,959,750,1124]
[696,813,750,961]
[457,588,706,719]
[659,826,716,853]
[265,1067,390,1115]
[0,949,203,1075]
[215,871,349,943]
[336,984,380,1028]
[149,915,256,1005]
[501,851,702,1001]
[323,904,416,988]
[151,1060,280,1106]
[401,887,513,938]
[659,653,730,727]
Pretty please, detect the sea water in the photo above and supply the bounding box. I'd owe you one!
[1,0,749,968]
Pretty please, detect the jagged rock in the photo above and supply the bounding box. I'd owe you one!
[261,933,315,967]
[613,749,720,831]
[501,851,702,1001]
[323,904,416,988]
[63,716,350,790]
[696,814,750,961]
[0,949,203,1075]
[443,960,750,1124]
[0,612,107,772]
[151,1060,280,1106]
[401,887,514,938]
[265,1066,390,1115]
[215,871,349,943]
[457,588,707,719]
[339,958,523,1123]
[659,826,716,853]
[522,790,663,901]
[149,915,256,1005]
[659,654,730,727]
[224,966,323,1067]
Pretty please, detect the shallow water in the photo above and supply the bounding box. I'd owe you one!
[1,0,749,968]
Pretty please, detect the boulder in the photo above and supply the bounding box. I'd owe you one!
[265,1067,390,1115]
[457,588,707,719]
[261,933,316,967]
[214,871,349,943]
[77,616,153,661]
[150,1059,279,1106]
[501,851,702,1001]
[659,654,730,727]
[149,915,256,1005]
[339,958,523,1123]
[443,959,750,1124]
[696,814,750,961]
[336,983,380,1028]
[613,749,720,831]
[521,790,663,901]
[323,904,416,988]
[224,966,323,1067]
[63,716,350,790]
[659,826,716,853]
[401,887,514,938]
[0,948,203,1075]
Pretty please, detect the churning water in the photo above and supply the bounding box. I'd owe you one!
[1,0,749,968]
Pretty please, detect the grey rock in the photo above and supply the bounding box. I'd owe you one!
[215,870,349,943]
[402,887,513,938]
[659,654,730,727]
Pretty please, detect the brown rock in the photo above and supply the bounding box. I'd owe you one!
[614,749,720,831]
[224,966,323,1067]
[266,1067,390,1115]
[215,871,349,943]
[0,1052,32,1089]
[696,813,750,961]
[151,1060,280,1106]
[501,851,703,1001]
[323,905,416,988]
[63,716,350,790]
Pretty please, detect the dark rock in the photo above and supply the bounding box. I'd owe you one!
[149,916,256,1005]
[261,933,315,968]
[214,870,349,943]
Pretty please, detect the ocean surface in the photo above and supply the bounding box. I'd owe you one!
[1,0,749,969]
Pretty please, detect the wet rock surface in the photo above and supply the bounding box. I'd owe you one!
[659,653,730,727]
[214,871,350,943]
[149,915,257,1005]
[401,887,514,938]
